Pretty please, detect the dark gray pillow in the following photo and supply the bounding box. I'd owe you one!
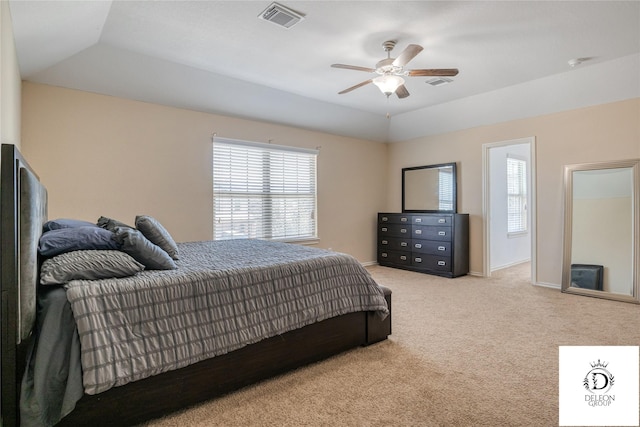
[114,227,177,270]
[43,218,97,232]
[135,215,179,260]
[97,216,133,232]
[40,250,145,285]
[38,226,119,257]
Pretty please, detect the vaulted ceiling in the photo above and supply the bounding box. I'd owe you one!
[9,1,640,142]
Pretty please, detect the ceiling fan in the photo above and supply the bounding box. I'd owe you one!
[331,40,459,98]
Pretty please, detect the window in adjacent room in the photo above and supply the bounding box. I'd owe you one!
[438,167,454,211]
[506,155,527,236]
[212,137,318,242]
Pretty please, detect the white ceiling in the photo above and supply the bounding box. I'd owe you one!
[8,1,640,142]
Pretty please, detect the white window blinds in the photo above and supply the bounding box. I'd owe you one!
[507,156,527,234]
[213,137,318,241]
[438,168,454,211]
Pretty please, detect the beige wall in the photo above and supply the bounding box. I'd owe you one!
[21,82,388,263]
[0,0,21,148]
[387,98,640,286]
[20,81,640,281]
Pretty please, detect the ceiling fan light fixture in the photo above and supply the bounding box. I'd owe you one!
[332,40,458,99]
[373,75,405,95]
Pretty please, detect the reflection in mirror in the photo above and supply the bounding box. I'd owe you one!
[562,159,639,303]
[402,163,457,213]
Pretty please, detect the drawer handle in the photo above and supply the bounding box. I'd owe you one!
[400,228,407,233]
[415,229,422,235]
[438,261,446,266]
[381,240,388,245]
[381,253,388,258]
[438,246,446,251]
[400,255,407,261]
[438,218,446,223]
[382,216,388,222]
[415,218,422,223]
[415,257,422,263]
[400,242,407,247]
[401,217,408,222]
[381,227,388,232]
[438,231,446,236]
[414,243,422,249]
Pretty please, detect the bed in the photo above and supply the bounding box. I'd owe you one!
[0,144,391,426]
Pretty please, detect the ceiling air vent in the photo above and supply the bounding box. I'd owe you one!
[258,2,305,29]
[426,77,453,87]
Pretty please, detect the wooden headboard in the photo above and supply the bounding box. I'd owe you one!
[1,144,48,426]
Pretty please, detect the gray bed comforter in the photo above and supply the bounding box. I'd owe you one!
[66,239,388,395]
[79,239,387,384]
[22,239,388,425]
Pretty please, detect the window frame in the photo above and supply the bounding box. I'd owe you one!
[212,137,318,243]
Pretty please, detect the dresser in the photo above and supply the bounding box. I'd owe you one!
[377,212,469,278]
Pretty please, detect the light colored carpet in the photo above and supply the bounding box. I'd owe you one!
[145,263,639,426]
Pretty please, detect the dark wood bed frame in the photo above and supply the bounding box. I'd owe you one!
[0,144,392,426]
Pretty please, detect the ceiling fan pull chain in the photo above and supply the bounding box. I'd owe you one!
[386,95,391,119]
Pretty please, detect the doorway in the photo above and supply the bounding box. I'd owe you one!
[482,137,536,282]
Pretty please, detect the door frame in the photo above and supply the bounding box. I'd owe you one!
[482,137,537,282]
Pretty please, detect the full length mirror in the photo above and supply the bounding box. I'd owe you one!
[402,162,457,213]
[562,159,639,303]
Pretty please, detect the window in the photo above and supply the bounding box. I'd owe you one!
[438,168,454,211]
[213,137,318,242]
[507,155,527,235]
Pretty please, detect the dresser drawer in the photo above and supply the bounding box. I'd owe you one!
[378,213,412,225]
[412,240,451,256]
[378,250,412,266]
[412,225,452,241]
[412,255,452,272]
[379,237,412,252]
[377,212,469,278]
[412,215,452,226]
[379,224,411,237]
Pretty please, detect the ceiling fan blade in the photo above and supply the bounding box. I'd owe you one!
[407,68,459,77]
[395,84,410,99]
[331,64,376,73]
[392,44,424,67]
[338,79,373,94]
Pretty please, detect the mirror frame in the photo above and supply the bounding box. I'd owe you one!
[561,159,640,303]
[402,162,457,213]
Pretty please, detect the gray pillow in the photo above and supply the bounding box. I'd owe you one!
[38,226,119,257]
[135,215,179,260]
[43,218,97,232]
[97,216,133,232]
[40,250,145,285]
[114,227,177,270]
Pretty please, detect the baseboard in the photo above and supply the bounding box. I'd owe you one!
[369,264,483,277]
[365,262,560,289]
[491,259,531,272]
[534,281,561,289]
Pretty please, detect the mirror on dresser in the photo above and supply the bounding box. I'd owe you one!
[402,163,457,213]
[561,159,640,303]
